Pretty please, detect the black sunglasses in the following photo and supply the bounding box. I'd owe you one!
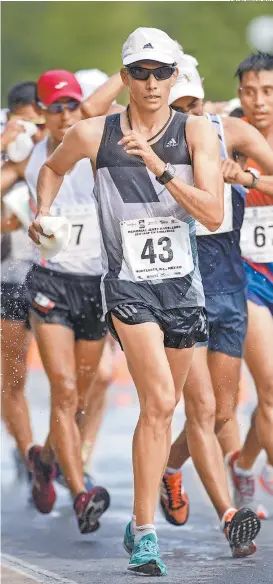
[126,65,176,81]
[38,99,80,114]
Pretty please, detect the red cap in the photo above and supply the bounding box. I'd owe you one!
[37,70,83,106]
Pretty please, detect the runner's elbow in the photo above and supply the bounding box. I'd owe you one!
[206,206,224,232]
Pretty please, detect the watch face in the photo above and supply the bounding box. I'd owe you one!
[166,163,176,176]
[248,167,260,179]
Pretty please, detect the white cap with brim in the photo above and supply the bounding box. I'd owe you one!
[75,69,109,99]
[169,52,204,104]
[122,27,180,66]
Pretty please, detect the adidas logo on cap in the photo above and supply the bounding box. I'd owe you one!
[143,43,154,49]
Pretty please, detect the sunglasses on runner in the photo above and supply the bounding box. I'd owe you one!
[37,99,81,114]
[126,65,176,81]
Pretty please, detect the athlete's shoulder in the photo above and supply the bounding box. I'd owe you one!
[186,114,218,146]
[71,115,107,139]
[63,115,108,158]
[186,114,215,132]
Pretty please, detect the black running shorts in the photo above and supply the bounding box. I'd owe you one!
[26,265,107,341]
[1,281,30,328]
[107,302,208,350]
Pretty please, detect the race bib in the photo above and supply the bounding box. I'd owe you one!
[195,184,233,237]
[50,204,100,262]
[240,206,273,263]
[120,216,194,282]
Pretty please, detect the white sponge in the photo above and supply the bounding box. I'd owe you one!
[39,216,72,260]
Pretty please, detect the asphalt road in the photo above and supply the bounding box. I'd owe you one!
[1,367,273,584]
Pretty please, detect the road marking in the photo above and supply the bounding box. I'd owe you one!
[1,554,78,584]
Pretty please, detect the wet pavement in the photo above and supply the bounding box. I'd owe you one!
[1,368,273,583]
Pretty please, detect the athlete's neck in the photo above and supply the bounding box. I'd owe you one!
[127,102,172,140]
[47,135,62,156]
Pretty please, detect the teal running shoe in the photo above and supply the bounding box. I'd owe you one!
[128,533,167,576]
[123,521,135,555]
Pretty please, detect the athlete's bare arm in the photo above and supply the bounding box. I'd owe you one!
[81,73,125,119]
[29,117,105,243]
[118,115,224,231]
[0,159,27,197]
[222,159,273,198]
[224,117,273,174]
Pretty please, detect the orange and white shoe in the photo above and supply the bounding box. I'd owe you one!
[160,471,189,526]
[222,508,261,558]
[227,451,256,509]
[259,463,273,496]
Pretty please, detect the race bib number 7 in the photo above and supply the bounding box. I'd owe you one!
[51,203,100,262]
[240,206,273,263]
[120,216,194,281]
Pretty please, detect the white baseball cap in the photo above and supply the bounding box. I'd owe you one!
[169,52,204,104]
[122,27,180,66]
[75,69,109,99]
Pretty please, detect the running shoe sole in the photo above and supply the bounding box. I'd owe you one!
[159,498,189,526]
[78,487,110,534]
[228,508,261,558]
[128,559,165,576]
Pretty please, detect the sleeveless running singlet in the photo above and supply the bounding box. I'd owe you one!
[240,119,273,298]
[25,138,102,276]
[94,112,205,315]
[196,114,246,294]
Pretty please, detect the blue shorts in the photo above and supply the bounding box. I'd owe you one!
[196,289,247,358]
[244,261,273,316]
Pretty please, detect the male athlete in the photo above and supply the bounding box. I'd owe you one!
[161,51,273,527]
[224,53,273,507]
[29,29,261,576]
[1,70,112,533]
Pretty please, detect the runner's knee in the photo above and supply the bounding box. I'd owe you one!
[215,411,234,434]
[94,364,114,389]
[50,374,78,412]
[140,386,176,431]
[185,390,216,429]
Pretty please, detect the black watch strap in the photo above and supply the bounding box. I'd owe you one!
[156,163,176,185]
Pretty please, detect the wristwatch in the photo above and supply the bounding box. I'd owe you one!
[156,163,176,185]
[245,167,260,189]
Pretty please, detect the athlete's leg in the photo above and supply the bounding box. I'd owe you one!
[112,315,194,527]
[183,348,232,518]
[1,320,33,458]
[75,337,105,428]
[208,351,241,456]
[31,315,84,496]
[80,337,116,467]
[238,301,273,467]
[232,407,260,470]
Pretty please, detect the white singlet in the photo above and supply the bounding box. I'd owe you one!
[25,138,102,276]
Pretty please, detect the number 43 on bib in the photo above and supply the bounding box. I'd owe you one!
[120,217,194,281]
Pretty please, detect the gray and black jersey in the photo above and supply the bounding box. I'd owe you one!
[94,111,205,315]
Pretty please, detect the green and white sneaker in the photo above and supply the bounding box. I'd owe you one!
[123,522,135,555]
[128,533,167,576]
